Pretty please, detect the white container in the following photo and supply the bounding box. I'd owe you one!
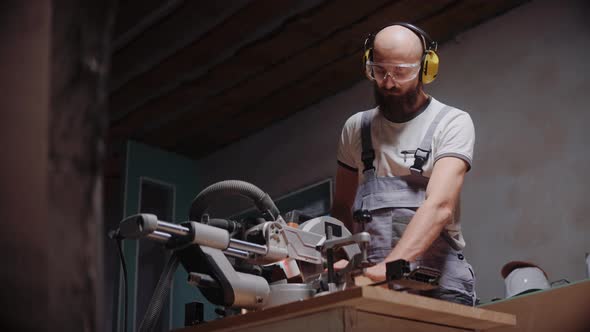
[586,253,590,278]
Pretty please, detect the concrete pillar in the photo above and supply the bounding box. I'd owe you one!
[0,1,116,330]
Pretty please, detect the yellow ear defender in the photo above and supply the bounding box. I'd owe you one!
[363,48,373,80]
[363,22,439,84]
[421,49,439,84]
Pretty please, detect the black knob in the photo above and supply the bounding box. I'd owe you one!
[353,209,372,223]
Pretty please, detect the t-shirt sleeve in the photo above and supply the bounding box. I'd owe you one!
[433,111,475,171]
[336,114,360,171]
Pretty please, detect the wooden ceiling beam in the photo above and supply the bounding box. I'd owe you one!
[109,0,318,117]
[108,0,399,139]
[178,53,361,158]
[139,0,457,148]
[171,0,527,159]
[421,0,528,42]
[113,0,165,38]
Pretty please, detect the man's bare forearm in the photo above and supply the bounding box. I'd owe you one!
[386,157,467,262]
[385,199,452,262]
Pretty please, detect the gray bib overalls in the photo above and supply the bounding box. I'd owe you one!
[352,106,476,305]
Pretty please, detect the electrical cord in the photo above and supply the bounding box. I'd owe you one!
[550,279,570,287]
[110,225,180,332]
[111,230,128,332]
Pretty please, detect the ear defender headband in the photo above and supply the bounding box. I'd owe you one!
[363,22,439,84]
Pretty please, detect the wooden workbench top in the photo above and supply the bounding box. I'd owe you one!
[174,286,516,332]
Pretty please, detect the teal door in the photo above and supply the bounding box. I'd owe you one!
[117,141,216,332]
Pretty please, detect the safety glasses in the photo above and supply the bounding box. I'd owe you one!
[365,61,421,83]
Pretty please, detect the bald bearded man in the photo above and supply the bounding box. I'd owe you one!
[332,24,476,305]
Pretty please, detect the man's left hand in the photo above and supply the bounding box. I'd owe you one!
[364,262,387,282]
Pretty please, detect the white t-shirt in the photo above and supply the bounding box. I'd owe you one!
[337,97,474,178]
[336,97,475,249]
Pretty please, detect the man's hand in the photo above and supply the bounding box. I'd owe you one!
[364,262,386,282]
[332,259,349,271]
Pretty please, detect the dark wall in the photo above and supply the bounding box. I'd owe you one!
[104,172,124,331]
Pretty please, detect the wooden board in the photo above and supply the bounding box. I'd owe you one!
[192,307,473,332]
[173,286,515,332]
[351,310,471,332]
[481,279,590,332]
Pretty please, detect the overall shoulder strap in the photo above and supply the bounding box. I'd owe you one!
[410,105,453,176]
[360,109,378,172]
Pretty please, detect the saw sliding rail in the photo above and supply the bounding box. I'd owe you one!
[119,214,266,260]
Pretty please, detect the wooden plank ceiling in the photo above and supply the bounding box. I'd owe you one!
[109,0,527,161]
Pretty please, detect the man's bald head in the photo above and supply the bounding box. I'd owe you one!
[372,25,424,63]
[369,25,430,122]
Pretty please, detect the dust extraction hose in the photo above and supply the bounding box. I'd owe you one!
[189,180,280,222]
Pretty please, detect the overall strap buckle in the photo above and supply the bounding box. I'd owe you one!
[410,148,430,175]
[361,150,375,172]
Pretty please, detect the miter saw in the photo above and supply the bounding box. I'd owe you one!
[113,180,440,330]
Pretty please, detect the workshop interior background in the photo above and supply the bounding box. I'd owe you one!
[2,0,589,331]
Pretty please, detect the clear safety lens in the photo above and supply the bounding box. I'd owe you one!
[366,61,420,83]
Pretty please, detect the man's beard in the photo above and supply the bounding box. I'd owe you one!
[373,82,422,123]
